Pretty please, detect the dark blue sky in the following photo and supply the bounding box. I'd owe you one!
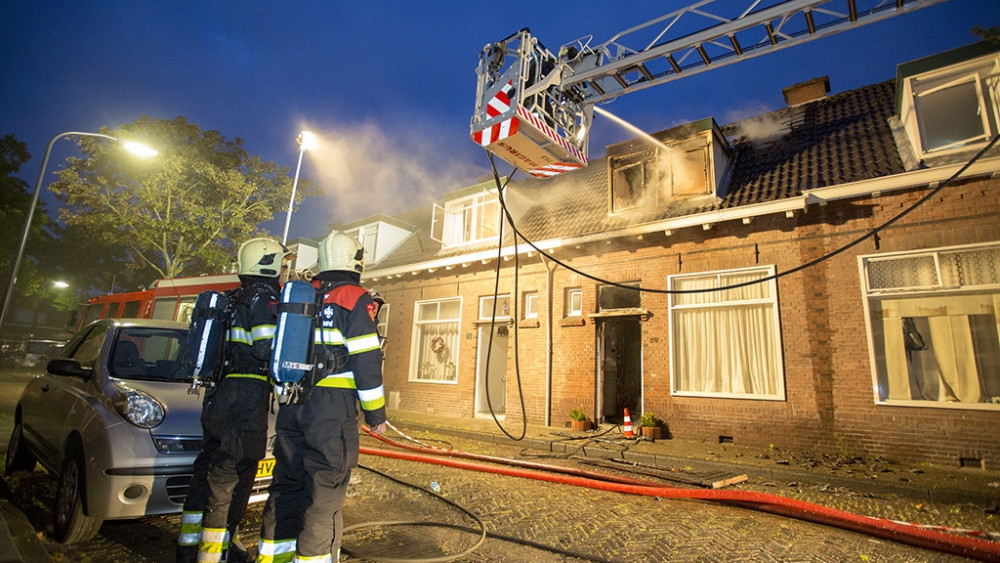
[2,1,995,242]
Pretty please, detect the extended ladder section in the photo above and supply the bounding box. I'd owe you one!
[471,0,950,178]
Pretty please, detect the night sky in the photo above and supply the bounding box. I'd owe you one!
[2,0,995,242]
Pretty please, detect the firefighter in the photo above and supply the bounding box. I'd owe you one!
[177,237,288,563]
[256,231,387,563]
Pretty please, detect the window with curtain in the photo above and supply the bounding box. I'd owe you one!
[409,297,462,383]
[669,266,784,399]
[862,242,1000,409]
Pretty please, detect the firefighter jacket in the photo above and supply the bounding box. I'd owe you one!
[311,278,386,427]
[222,278,279,383]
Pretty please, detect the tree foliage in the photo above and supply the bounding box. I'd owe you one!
[0,134,48,303]
[49,116,313,279]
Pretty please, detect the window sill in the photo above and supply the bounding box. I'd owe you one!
[559,317,586,327]
[518,319,540,329]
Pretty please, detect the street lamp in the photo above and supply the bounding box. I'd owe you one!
[0,131,157,333]
[281,130,317,246]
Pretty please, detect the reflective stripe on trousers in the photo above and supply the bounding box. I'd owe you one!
[256,538,296,563]
[178,510,203,547]
[198,526,228,562]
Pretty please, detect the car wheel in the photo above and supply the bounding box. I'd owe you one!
[53,443,102,543]
[4,420,37,475]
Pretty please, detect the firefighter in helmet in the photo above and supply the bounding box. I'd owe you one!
[177,237,288,563]
[257,231,386,563]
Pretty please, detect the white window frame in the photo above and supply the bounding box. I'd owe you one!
[901,52,1000,158]
[431,190,501,248]
[479,294,511,321]
[409,297,462,384]
[859,241,1000,411]
[668,266,785,400]
[565,288,583,317]
[523,292,538,320]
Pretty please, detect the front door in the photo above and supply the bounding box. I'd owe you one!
[598,317,642,424]
[476,323,508,417]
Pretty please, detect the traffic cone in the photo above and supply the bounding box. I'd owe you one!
[622,408,635,438]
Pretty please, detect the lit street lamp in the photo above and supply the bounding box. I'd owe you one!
[0,131,157,333]
[281,130,317,246]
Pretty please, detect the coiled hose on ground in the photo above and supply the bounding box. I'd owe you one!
[357,427,1000,562]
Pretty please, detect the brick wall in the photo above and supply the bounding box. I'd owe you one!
[370,178,1000,469]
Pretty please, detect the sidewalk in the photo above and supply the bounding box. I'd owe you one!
[0,477,54,563]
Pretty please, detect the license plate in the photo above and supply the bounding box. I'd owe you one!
[256,458,275,478]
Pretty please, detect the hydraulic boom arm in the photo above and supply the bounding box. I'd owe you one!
[471,0,949,178]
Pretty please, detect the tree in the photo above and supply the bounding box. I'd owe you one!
[49,116,313,279]
[0,134,49,302]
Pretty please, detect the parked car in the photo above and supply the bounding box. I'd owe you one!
[5,318,274,543]
[20,338,67,369]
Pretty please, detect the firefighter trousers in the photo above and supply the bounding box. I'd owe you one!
[257,388,359,562]
[179,377,269,562]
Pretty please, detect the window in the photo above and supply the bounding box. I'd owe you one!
[565,288,583,317]
[860,242,1000,409]
[599,283,640,311]
[151,297,178,320]
[376,302,390,343]
[523,292,538,320]
[431,190,500,247]
[669,267,784,399]
[121,300,141,318]
[410,297,462,383]
[609,137,709,213]
[479,294,510,320]
[900,50,999,158]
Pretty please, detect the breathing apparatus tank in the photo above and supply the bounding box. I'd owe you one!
[270,280,318,403]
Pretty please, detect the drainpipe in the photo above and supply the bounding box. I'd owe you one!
[542,254,556,427]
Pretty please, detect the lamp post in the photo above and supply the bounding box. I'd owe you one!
[0,131,157,334]
[281,130,317,246]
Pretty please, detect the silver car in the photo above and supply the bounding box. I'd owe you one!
[5,318,274,543]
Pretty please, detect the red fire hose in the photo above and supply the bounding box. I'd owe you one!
[360,430,1000,562]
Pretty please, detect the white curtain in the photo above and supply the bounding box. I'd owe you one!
[672,271,779,397]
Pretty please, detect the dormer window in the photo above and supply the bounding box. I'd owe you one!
[898,44,1000,159]
[432,188,501,248]
[607,117,729,214]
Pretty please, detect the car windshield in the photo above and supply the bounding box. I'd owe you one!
[111,327,191,382]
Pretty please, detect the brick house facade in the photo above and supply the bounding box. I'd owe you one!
[352,42,1000,469]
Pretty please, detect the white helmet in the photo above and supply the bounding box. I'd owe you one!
[238,237,288,277]
[318,231,365,274]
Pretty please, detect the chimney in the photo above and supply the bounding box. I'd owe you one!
[782,76,830,106]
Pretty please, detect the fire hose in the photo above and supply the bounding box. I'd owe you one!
[354,427,1000,562]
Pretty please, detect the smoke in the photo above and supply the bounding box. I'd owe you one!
[297,120,488,228]
[722,102,788,146]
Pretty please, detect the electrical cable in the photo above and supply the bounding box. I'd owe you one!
[484,133,1000,295]
[345,462,617,563]
[482,170,528,441]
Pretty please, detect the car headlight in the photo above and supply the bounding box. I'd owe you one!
[112,388,165,429]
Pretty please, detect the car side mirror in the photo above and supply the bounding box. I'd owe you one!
[47,358,92,379]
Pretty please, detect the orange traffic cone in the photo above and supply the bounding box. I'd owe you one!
[622,408,635,438]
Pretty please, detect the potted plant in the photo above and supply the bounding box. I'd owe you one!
[569,408,591,431]
[639,412,661,441]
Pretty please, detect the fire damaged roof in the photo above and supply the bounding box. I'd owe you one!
[367,79,908,274]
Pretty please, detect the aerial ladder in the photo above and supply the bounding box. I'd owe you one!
[470,0,950,178]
